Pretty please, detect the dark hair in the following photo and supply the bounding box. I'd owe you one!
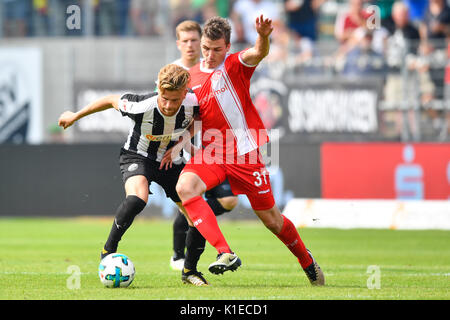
[202,16,231,44]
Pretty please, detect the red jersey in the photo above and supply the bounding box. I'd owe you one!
[189,51,269,157]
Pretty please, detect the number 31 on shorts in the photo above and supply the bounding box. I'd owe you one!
[253,169,269,187]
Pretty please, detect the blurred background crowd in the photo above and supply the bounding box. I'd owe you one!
[0,0,449,142]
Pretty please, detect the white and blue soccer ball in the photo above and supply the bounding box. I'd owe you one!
[98,253,135,288]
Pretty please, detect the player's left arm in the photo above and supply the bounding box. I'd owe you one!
[240,14,273,67]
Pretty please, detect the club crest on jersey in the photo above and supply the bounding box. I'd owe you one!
[212,70,222,81]
[182,118,191,128]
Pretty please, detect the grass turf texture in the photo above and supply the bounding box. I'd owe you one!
[0,218,449,300]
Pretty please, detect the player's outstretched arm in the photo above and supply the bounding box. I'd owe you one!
[240,14,273,67]
[58,94,121,130]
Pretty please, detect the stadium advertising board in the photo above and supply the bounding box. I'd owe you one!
[283,78,382,134]
[322,143,450,200]
[0,48,43,144]
[73,83,154,142]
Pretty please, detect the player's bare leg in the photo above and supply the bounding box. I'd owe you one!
[177,172,241,274]
[102,175,149,259]
[254,205,325,286]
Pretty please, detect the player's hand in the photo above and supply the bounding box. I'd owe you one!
[255,14,273,38]
[159,143,183,170]
[58,111,78,130]
[159,150,174,170]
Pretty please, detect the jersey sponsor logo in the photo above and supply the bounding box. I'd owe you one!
[199,86,228,105]
[214,86,228,96]
[145,133,174,142]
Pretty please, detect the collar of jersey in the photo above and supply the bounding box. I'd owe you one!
[200,54,229,73]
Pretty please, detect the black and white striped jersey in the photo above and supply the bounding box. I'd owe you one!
[117,91,199,162]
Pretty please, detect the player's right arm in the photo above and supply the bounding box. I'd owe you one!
[58,94,121,130]
[159,115,201,170]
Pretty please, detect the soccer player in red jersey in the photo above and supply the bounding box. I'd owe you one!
[164,15,324,286]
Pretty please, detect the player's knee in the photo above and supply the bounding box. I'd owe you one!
[176,175,204,201]
[175,181,189,201]
[115,195,147,228]
[219,196,238,211]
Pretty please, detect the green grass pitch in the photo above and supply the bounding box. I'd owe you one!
[0,217,449,300]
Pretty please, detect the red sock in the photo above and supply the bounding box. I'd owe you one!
[276,215,313,269]
[182,196,232,254]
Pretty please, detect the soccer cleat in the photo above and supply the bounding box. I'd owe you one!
[170,256,185,271]
[303,249,325,286]
[182,269,210,286]
[208,252,242,275]
[100,248,112,260]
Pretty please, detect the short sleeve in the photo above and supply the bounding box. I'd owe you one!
[118,92,157,117]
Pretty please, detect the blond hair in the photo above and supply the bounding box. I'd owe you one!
[157,64,190,92]
[176,20,202,40]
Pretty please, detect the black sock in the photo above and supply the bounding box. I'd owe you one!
[206,198,230,217]
[104,195,147,253]
[184,226,206,271]
[173,212,189,260]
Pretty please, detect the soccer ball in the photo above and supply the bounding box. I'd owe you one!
[98,253,135,288]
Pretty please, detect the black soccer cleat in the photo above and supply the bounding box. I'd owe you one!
[100,248,113,260]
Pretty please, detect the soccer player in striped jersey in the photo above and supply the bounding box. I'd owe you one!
[168,20,239,272]
[164,16,325,286]
[58,64,210,286]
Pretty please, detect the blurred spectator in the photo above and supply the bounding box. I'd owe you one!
[2,0,31,37]
[191,0,233,23]
[266,20,291,64]
[130,0,161,36]
[95,0,118,36]
[416,0,450,130]
[419,0,450,41]
[371,0,395,32]
[265,19,316,78]
[230,0,281,45]
[385,1,420,71]
[31,0,50,37]
[283,0,326,41]
[340,28,386,77]
[383,1,421,133]
[93,0,130,36]
[191,0,218,23]
[117,0,131,36]
[404,0,429,27]
[170,0,195,31]
[334,0,372,44]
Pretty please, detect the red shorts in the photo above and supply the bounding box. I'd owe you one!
[181,149,275,211]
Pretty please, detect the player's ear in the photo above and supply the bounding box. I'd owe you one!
[225,42,231,52]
